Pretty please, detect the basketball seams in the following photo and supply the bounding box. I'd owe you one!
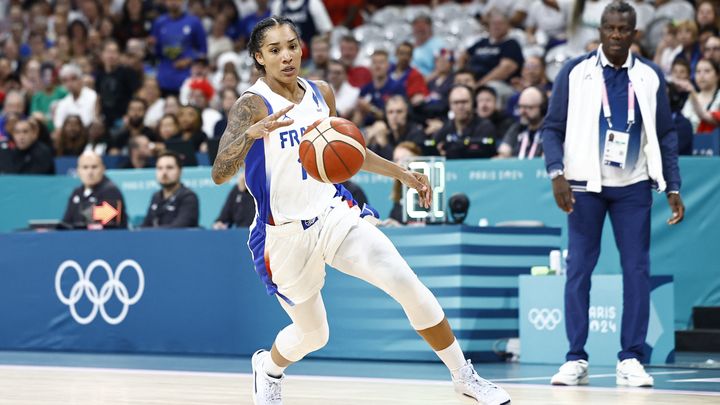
[299,117,366,183]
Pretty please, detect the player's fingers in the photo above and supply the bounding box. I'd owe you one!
[265,119,295,131]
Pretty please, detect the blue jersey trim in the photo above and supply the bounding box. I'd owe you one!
[306,80,328,111]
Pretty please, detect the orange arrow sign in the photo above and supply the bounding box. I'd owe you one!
[92,201,119,225]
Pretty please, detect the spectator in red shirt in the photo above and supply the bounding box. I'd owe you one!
[390,41,429,107]
[323,0,363,28]
[340,35,371,88]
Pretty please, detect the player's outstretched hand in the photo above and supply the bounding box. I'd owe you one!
[247,105,295,139]
[402,170,432,208]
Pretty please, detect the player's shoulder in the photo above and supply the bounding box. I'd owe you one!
[234,92,269,122]
[307,79,333,99]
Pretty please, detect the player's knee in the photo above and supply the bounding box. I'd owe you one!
[305,322,330,352]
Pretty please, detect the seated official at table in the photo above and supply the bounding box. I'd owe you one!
[142,151,199,228]
[62,151,127,229]
[213,172,256,229]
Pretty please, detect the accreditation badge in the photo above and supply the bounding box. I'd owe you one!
[602,129,630,168]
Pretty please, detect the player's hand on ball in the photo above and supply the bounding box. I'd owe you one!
[248,105,295,139]
[402,170,432,208]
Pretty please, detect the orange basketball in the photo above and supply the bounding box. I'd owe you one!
[299,117,366,183]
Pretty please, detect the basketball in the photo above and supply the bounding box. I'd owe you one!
[299,117,366,183]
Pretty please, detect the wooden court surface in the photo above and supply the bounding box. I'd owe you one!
[1,365,718,405]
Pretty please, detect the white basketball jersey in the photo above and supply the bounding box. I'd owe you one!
[243,77,336,225]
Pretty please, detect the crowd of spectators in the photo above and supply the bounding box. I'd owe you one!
[0,0,716,226]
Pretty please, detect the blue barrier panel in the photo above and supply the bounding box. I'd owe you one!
[693,130,720,156]
[0,226,557,361]
[1,158,720,331]
[519,275,675,366]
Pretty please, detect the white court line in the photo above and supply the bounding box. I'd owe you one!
[669,378,720,383]
[0,364,718,397]
[493,370,698,382]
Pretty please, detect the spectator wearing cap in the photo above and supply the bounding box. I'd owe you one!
[0,118,54,174]
[327,59,359,119]
[390,42,429,107]
[30,63,67,132]
[340,35,372,88]
[179,57,210,105]
[96,39,141,130]
[151,0,207,96]
[53,63,98,132]
[188,78,222,139]
[459,10,524,86]
[411,15,445,78]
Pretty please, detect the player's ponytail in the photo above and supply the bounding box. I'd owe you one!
[248,16,300,75]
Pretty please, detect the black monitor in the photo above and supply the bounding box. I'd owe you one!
[164,140,198,167]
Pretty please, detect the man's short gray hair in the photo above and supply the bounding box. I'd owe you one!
[601,1,637,30]
[59,63,82,79]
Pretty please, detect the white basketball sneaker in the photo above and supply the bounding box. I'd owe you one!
[452,360,511,404]
[616,358,654,387]
[251,350,284,405]
[550,360,589,386]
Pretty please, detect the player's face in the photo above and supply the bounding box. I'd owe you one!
[77,155,104,188]
[256,25,302,83]
[156,156,181,187]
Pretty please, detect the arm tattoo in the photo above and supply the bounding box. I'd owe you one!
[211,94,264,183]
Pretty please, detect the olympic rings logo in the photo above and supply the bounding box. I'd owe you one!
[528,308,563,330]
[55,259,145,325]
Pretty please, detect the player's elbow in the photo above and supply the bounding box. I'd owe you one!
[211,169,228,185]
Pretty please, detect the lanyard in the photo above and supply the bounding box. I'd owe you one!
[600,79,635,131]
[518,130,539,160]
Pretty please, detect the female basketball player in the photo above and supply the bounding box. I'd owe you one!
[211,17,511,405]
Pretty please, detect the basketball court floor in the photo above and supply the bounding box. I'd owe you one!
[1,351,718,404]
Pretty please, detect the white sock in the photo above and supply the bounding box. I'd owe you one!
[262,353,286,378]
[435,339,467,375]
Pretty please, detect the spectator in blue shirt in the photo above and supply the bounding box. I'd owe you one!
[459,9,523,86]
[151,0,207,96]
[358,50,405,125]
[240,0,272,41]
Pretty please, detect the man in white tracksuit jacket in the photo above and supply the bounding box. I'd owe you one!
[541,1,686,388]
